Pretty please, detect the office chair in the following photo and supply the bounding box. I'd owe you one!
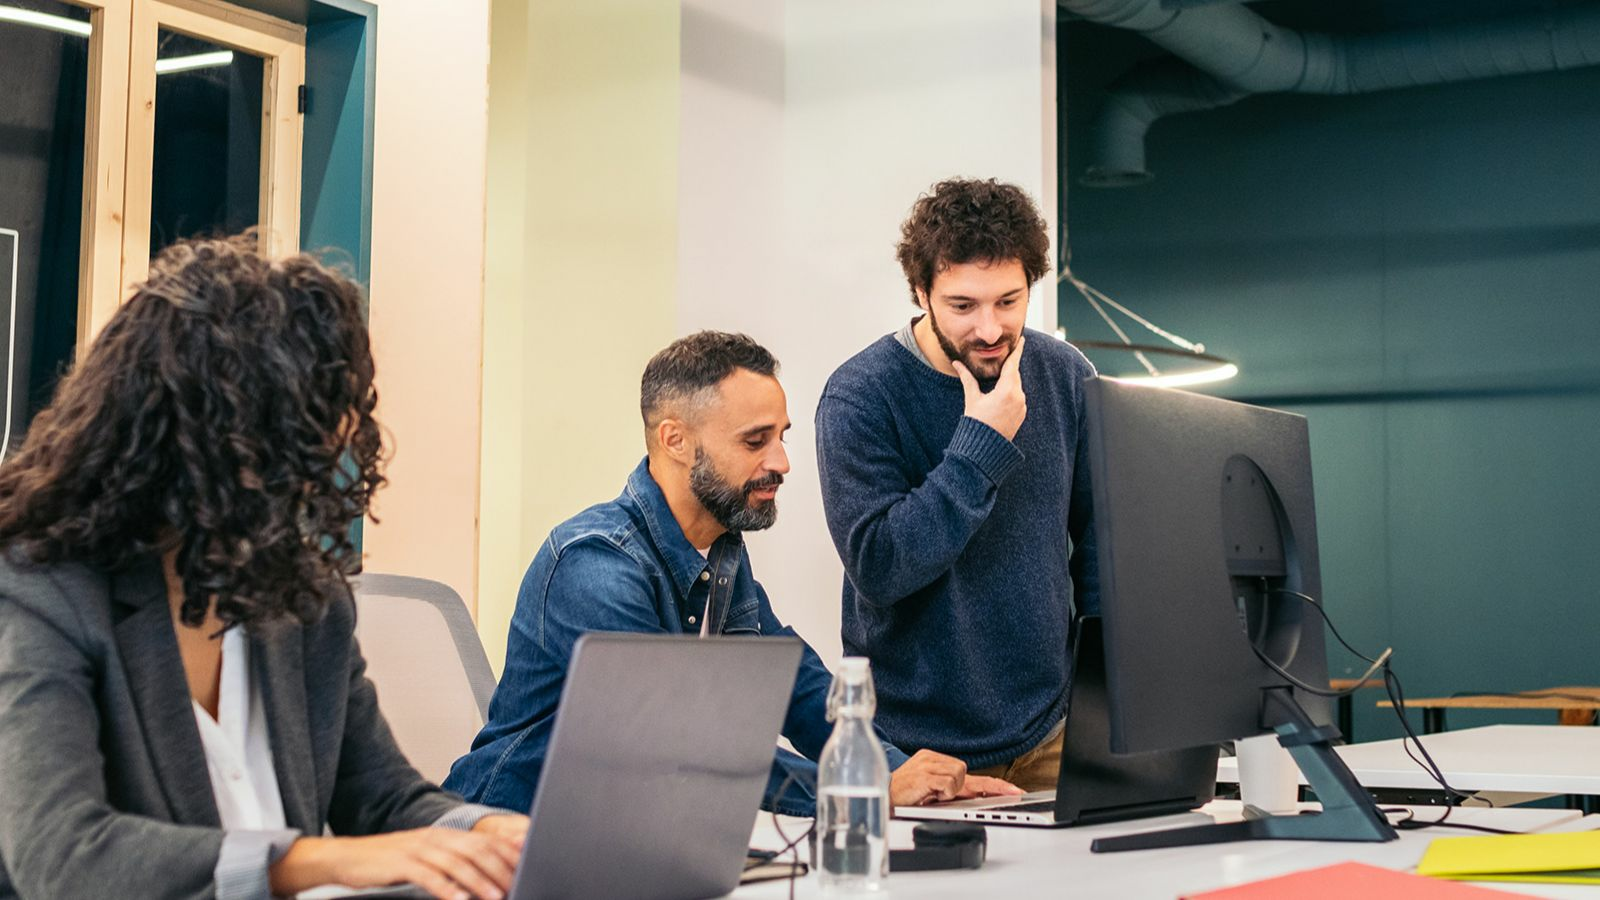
[351,574,497,784]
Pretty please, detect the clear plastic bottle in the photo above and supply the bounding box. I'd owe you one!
[815,657,890,893]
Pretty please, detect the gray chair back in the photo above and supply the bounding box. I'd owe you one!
[351,574,496,783]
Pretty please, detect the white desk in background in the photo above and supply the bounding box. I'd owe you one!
[1217,725,1600,800]
[737,804,1597,899]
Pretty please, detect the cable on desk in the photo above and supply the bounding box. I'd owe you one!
[1382,806,1522,835]
[1253,586,1526,830]
[754,769,814,900]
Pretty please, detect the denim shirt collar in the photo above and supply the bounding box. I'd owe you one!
[623,457,744,598]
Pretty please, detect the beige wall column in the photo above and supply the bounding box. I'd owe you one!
[361,0,492,612]
[477,0,681,672]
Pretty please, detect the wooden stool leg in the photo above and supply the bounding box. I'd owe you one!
[1558,708,1596,727]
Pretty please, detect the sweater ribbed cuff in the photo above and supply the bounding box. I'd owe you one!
[947,416,1025,486]
[432,802,515,832]
[883,743,911,771]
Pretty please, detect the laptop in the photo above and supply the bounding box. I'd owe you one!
[895,616,1217,828]
[510,632,803,899]
[310,633,804,900]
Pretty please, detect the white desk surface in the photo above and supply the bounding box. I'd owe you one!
[1216,725,1600,795]
[737,804,1599,899]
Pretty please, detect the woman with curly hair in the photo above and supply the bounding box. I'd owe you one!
[0,235,525,900]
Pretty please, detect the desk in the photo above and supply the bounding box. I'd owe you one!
[737,803,1595,899]
[1217,725,1600,801]
[1379,686,1600,733]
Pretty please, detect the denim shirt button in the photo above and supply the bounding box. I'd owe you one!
[687,615,697,625]
[718,577,728,585]
[699,571,710,582]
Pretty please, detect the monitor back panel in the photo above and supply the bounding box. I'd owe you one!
[1055,616,1218,825]
[1084,378,1333,754]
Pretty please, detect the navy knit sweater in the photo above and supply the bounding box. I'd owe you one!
[815,328,1100,768]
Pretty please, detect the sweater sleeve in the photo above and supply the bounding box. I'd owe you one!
[816,391,1024,607]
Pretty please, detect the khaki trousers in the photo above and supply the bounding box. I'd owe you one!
[969,720,1065,793]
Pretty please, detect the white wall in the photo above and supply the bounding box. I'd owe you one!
[362,0,490,609]
[679,0,1058,666]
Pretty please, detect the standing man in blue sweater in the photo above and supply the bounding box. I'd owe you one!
[815,178,1099,791]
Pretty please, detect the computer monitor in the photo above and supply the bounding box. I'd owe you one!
[1081,376,1397,852]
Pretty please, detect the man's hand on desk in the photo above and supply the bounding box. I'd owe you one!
[890,748,1024,807]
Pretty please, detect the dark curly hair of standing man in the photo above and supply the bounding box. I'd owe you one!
[0,233,386,629]
[894,177,1052,306]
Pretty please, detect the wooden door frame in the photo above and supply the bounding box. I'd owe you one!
[65,0,131,352]
[117,0,304,334]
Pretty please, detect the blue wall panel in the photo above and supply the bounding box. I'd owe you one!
[1062,25,1600,741]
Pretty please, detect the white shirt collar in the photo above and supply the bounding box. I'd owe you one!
[191,627,287,831]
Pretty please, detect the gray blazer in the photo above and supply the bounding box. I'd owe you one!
[0,554,465,899]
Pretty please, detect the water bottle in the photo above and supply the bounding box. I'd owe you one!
[816,657,890,893]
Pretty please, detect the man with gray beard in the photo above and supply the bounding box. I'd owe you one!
[445,331,1019,817]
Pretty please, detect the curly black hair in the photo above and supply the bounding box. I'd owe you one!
[895,178,1051,305]
[0,234,386,628]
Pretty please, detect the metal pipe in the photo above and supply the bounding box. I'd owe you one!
[1066,1,1600,185]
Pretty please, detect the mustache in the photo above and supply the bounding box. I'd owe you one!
[967,336,1014,354]
[745,472,784,493]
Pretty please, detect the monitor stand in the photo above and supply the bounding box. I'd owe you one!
[1089,687,1398,852]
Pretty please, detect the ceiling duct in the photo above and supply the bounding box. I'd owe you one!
[1062,0,1600,186]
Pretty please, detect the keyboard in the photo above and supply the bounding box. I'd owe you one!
[992,800,1057,813]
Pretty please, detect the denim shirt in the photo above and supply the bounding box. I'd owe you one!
[443,458,908,817]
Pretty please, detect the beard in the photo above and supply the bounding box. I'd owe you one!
[689,448,782,533]
[925,308,1018,381]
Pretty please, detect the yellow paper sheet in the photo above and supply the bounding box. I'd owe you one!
[1418,831,1600,885]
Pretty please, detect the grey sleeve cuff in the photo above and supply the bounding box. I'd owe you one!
[431,802,515,832]
[947,416,1025,486]
[214,828,301,900]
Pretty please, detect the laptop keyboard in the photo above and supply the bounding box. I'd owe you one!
[994,800,1057,813]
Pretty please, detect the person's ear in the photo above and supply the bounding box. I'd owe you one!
[656,417,694,465]
[915,287,931,313]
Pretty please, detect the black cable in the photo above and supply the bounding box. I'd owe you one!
[1261,586,1467,801]
[1380,806,1416,826]
[758,769,815,900]
[1270,589,1380,665]
[1248,641,1389,698]
[1383,664,1484,807]
[1386,806,1522,835]
[1249,588,1389,698]
[1253,586,1525,829]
